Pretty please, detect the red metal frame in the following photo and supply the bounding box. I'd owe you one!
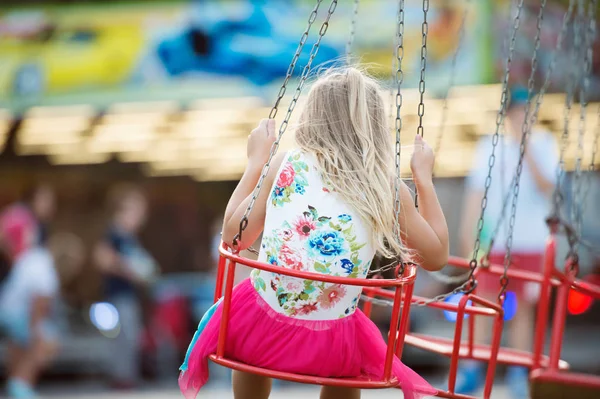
[399,237,576,398]
[211,243,504,398]
[529,235,600,392]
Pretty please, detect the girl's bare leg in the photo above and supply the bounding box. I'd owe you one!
[232,370,272,399]
[320,386,361,399]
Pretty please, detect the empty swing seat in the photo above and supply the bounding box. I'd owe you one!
[404,334,569,370]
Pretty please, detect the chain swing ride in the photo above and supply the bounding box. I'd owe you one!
[210,1,600,398]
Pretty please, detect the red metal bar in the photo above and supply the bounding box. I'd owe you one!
[550,267,600,299]
[216,260,237,358]
[404,333,568,369]
[467,299,475,358]
[531,369,600,390]
[220,243,416,287]
[569,279,600,298]
[483,300,504,399]
[533,236,556,370]
[435,391,479,399]
[447,256,561,286]
[548,263,571,370]
[383,286,403,380]
[395,281,414,359]
[362,289,374,319]
[363,286,497,317]
[209,355,399,388]
[448,295,470,393]
[214,254,227,303]
[463,294,503,314]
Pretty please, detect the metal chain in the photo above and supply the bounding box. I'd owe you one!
[571,0,587,255]
[550,10,579,233]
[575,0,597,248]
[489,0,575,251]
[435,0,471,157]
[500,0,547,302]
[590,104,600,172]
[416,0,429,139]
[346,0,361,61]
[393,0,405,262]
[413,0,430,209]
[360,279,479,307]
[552,0,585,261]
[582,104,600,206]
[384,0,526,301]
[233,0,338,250]
[457,0,525,298]
[268,0,324,121]
[360,294,399,307]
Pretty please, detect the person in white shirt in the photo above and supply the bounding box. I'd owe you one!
[0,233,84,399]
[457,86,558,398]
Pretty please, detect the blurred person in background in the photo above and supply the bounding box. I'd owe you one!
[0,232,85,399]
[457,86,558,398]
[94,184,158,390]
[0,184,55,282]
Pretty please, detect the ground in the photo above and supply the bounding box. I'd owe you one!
[36,377,517,399]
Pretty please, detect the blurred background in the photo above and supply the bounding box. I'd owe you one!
[0,0,599,398]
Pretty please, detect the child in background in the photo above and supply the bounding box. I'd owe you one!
[0,233,84,399]
[458,86,558,398]
[180,68,449,399]
[94,184,158,390]
[0,184,55,282]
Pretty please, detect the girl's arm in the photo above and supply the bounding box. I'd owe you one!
[222,119,285,250]
[398,135,449,271]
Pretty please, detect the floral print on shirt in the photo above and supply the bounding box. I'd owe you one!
[271,152,309,207]
[252,205,370,318]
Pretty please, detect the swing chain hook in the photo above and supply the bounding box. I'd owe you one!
[233,0,338,251]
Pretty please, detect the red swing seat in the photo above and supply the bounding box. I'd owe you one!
[403,245,569,372]
[367,285,505,399]
[211,244,507,399]
[211,242,417,390]
[395,237,577,399]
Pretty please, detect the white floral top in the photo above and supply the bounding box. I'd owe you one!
[251,149,375,320]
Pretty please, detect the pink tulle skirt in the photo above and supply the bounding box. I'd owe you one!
[179,278,435,399]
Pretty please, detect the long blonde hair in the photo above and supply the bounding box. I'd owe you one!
[295,67,409,260]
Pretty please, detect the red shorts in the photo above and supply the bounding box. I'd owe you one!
[477,252,544,302]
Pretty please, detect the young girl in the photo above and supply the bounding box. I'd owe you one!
[179,68,449,399]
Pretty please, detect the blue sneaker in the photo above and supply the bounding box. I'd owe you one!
[7,379,38,399]
[453,363,484,395]
[506,366,530,398]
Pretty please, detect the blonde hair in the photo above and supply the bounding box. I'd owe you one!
[295,67,410,260]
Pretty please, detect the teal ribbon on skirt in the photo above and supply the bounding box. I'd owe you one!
[180,298,223,372]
